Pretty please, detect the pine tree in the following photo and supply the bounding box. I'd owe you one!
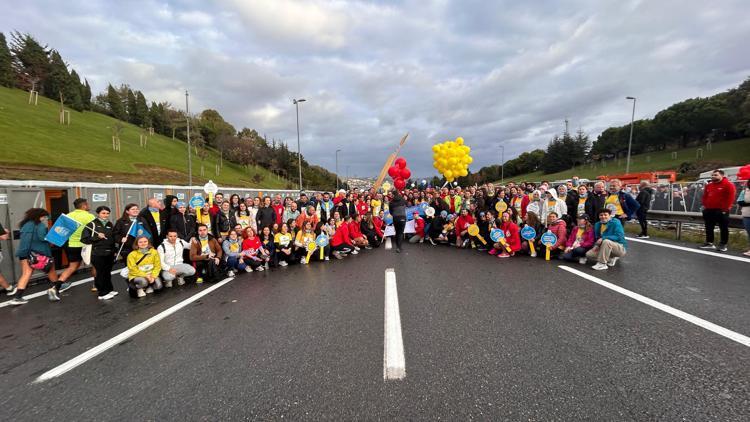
[82,79,92,110]
[45,50,70,100]
[0,32,13,87]
[106,84,126,120]
[10,32,50,93]
[134,90,149,126]
[66,69,84,111]
[126,89,137,123]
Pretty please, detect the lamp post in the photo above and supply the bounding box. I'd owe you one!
[293,98,306,192]
[625,96,636,174]
[335,149,341,191]
[186,90,192,188]
[499,144,505,184]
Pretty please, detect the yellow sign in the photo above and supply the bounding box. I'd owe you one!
[467,224,487,245]
[495,201,508,213]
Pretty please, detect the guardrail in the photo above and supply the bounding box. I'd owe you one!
[646,210,744,240]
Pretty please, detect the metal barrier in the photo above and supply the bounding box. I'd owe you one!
[638,181,746,215]
[645,210,745,240]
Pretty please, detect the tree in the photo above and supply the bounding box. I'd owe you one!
[106,84,126,120]
[66,69,84,111]
[9,32,50,93]
[0,32,13,87]
[126,89,137,123]
[199,109,236,148]
[132,90,149,126]
[82,79,92,110]
[540,131,589,174]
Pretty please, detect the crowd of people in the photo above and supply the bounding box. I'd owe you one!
[2,169,748,306]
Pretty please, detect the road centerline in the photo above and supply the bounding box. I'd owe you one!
[384,268,406,380]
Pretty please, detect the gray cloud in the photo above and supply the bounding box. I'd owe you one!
[2,0,749,178]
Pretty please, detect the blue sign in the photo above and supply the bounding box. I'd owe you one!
[45,214,81,247]
[189,194,205,209]
[384,212,394,225]
[520,225,536,241]
[315,234,329,247]
[405,205,426,221]
[540,231,558,247]
[490,228,504,242]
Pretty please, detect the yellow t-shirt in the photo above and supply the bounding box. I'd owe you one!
[229,242,240,253]
[151,211,161,235]
[576,228,584,241]
[200,238,210,255]
[274,232,292,247]
[577,197,587,216]
[605,194,624,216]
[600,223,608,235]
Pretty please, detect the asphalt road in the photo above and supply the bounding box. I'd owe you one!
[0,238,748,421]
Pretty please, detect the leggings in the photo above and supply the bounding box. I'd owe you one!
[394,219,406,249]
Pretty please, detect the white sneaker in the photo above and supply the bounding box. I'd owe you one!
[47,288,60,302]
[354,246,361,251]
[592,263,608,271]
[165,280,173,288]
[279,261,288,267]
[530,252,537,258]
[227,270,235,277]
[245,266,253,273]
[145,286,154,294]
[578,257,587,265]
[301,258,307,264]
[98,291,115,300]
[177,277,186,286]
[351,250,359,255]
[325,256,330,261]
[136,288,146,298]
[257,266,265,271]
[607,257,619,267]
[109,291,119,297]
[5,285,17,296]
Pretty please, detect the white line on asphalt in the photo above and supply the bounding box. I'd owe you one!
[35,276,235,383]
[0,269,121,309]
[626,237,750,263]
[559,266,750,348]
[383,268,405,380]
[385,237,392,250]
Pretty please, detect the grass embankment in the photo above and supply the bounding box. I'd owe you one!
[0,86,288,188]
[505,138,750,182]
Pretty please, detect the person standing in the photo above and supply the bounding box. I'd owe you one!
[700,169,737,252]
[81,206,117,300]
[58,198,95,292]
[256,197,276,231]
[635,181,654,238]
[389,190,407,253]
[737,179,750,257]
[138,198,169,244]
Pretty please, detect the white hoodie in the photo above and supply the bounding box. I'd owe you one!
[540,189,568,223]
[158,238,191,271]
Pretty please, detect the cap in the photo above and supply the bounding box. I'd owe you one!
[176,202,186,208]
[577,213,589,220]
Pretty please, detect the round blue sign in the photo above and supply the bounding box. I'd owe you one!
[490,228,504,242]
[384,212,394,225]
[540,230,558,247]
[189,194,205,209]
[315,234,329,247]
[520,225,536,240]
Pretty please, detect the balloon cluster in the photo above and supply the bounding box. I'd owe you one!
[432,137,473,182]
[738,164,750,180]
[388,157,411,191]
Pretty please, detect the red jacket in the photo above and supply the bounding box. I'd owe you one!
[209,203,220,217]
[348,220,364,239]
[546,219,568,250]
[373,217,384,237]
[272,204,285,225]
[413,217,425,237]
[356,202,369,216]
[702,178,736,211]
[331,223,353,247]
[500,221,521,252]
[455,214,475,237]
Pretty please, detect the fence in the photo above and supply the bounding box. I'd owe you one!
[641,181,746,215]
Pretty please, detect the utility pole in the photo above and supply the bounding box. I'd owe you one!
[293,98,306,192]
[499,144,505,184]
[626,97,637,174]
[564,118,569,136]
[335,149,341,191]
[186,90,192,188]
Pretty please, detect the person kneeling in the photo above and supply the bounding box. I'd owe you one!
[562,215,595,264]
[223,230,249,277]
[158,229,196,287]
[190,224,223,283]
[127,236,162,298]
[586,209,627,270]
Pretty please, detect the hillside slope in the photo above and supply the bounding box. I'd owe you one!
[0,86,289,188]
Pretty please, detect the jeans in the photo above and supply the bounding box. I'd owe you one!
[161,263,196,281]
[562,247,589,262]
[703,209,730,245]
[225,256,247,272]
[743,217,750,245]
[586,240,626,264]
[408,235,423,244]
[637,208,649,235]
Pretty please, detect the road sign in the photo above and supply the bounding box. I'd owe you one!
[189,194,205,209]
[520,226,536,240]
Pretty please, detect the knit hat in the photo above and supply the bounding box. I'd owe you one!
[176,202,186,208]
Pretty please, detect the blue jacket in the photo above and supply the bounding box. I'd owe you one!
[16,221,52,258]
[593,218,627,249]
[618,191,641,219]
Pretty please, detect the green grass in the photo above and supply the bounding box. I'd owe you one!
[0,86,288,188]
[504,137,750,182]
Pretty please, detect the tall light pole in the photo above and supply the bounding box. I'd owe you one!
[335,149,341,191]
[625,96,636,174]
[186,90,192,188]
[499,144,505,184]
[293,98,306,192]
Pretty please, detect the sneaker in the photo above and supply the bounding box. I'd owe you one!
[354,246,361,251]
[428,238,436,246]
[637,234,650,239]
[301,258,307,264]
[332,251,344,260]
[47,288,60,302]
[5,285,17,296]
[699,243,716,250]
[109,291,119,297]
[592,263,609,271]
[58,282,73,293]
[324,256,330,261]
[351,250,359,255]
[98,291,115,300]
[8,297,28,306]
[177,277,186,286]
[396,248,401,253]
[488,248,498,255]
[265,263,270,269]
[196,277,204,284]
[365,245,373,249]
[497,252,510,258]
[145,286,154,294]
[136,288,146,298]
[279,261,288,267]
[578,257,587,265]
[245,266,253,273]
[164,280,173,288]
[717,244,728,252]
[257,265,265,271]
[607,257,619,267]
[530,252,537,258]
[227,270,235,277]
[743,250,750,257]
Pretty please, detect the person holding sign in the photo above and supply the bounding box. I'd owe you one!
[562,215,595,264]
[586,209,627,270]
[543,211,567,259]
[519,212,543,257]
[295,221,317,264]
[408,211,425,244]
[497,212,521,257]
[8,209,60,306]
[455,208,475,248]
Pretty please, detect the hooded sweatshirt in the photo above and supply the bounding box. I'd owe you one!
[540,189,567,223]
[545,219,568,250]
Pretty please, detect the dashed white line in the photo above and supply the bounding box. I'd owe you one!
[385,237,393,250]
[35,276,235,383]
[627,237,750,263]
[384,268,405,380]
[559,265,750,348]
[0,269,121,309]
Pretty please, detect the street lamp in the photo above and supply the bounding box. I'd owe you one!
[293,98,306,192]
[186,90,192,188]
[499,144,505,184]
[335,149,342,191]
[625,96,636,174]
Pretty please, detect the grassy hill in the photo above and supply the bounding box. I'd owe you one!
[0,86,289,188]
[502,137,750,183]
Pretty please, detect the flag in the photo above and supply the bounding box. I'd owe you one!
[45,214,81,247]
[127,220,151,239]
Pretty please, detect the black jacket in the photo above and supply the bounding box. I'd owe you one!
[138,208,169,243]
[212,210,236,237]
[80,219,115,257]
[256,206,276,230]
[585,192,606,222]
[636,187,654,212]
[113,217,135,259]
[170,212,196,240]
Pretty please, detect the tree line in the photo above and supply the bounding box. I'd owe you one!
[0,31,339,191]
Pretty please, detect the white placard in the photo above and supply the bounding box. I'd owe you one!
[153,193,163,200]
[91,193,108,202]
[203,180,218,195]
[404,220,416,234]
[384,225,395,237]
[177,193,185,200]
[0,194,7,205]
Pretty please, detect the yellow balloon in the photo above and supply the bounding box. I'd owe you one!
[444,170,453,179]
[456,137,464,145]
[432,145,439,153]
[467,156,473,164]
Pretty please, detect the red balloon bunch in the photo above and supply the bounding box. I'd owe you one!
[388,157,411,191]
[738,164,750,180]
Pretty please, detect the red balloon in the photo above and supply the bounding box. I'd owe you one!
[394,178,406,190]
[395,157,407,169]
[399,168,411,179]
[738,164,750,180]
[388,166,400,178]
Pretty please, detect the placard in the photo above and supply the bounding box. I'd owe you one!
[490,228,504,242]
[91,193,108,202]
[0,194,9,204]
[540,231,557,247]
[189,194,205,209]
[177,193,185,200]
[520,225,536,240]
[153,193,163,200]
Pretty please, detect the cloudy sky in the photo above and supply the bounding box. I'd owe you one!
[3,0,750,178]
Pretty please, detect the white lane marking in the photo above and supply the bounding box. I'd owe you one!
[626,237,750,263]
[0,269,121,309]
[35,276,235,383]
[559,266,750,348]
[384,268,406,380]
[385,237,392,250]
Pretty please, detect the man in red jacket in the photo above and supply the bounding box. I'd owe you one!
[700,169,737,252]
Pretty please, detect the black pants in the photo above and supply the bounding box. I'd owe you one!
[637,208,649,235]
[394,219,406,250]
[91,254,114,296]
[703,209,730,245]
